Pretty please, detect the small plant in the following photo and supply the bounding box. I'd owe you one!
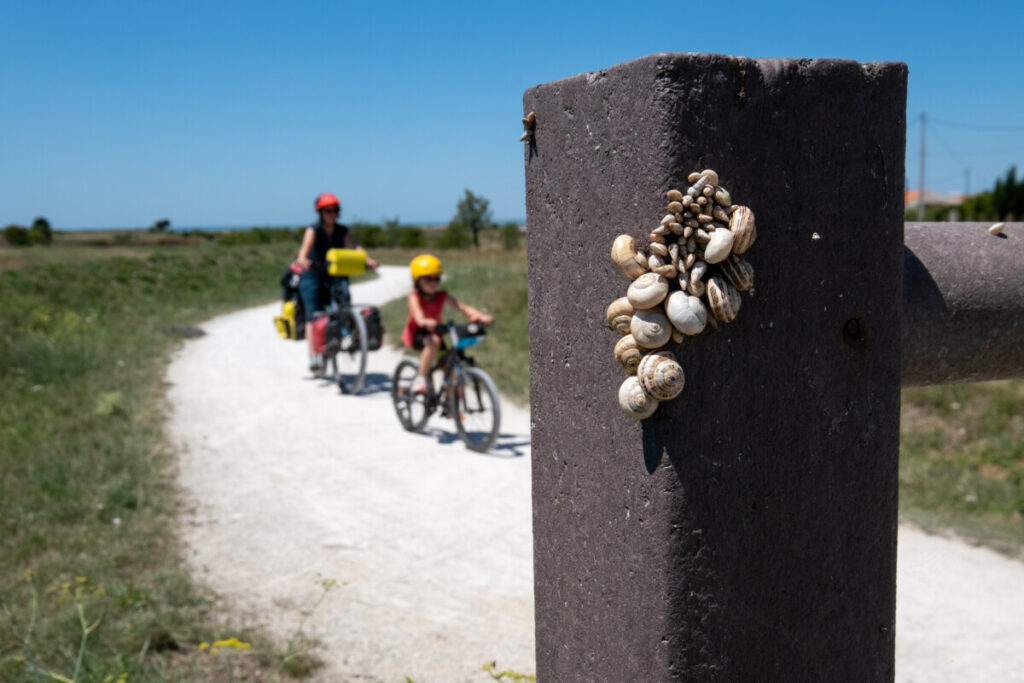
[482,660,536,682]
[269,575,341,680]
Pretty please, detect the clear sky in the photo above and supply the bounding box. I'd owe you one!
[2,0,1022,230]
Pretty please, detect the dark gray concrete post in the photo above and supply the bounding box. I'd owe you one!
[525,54,906,682]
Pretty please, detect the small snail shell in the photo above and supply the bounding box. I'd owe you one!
[667,200,684,214]
[666,189,684,202]
[606,297,635,335]
[630,308,672,349]
[719,254,755,291]
[664,291,708,336]
[729,206,756,254]
[714,187,732,207]
[699,169,719,187]
[618,375,658,420]
[613,335,643,374]
[703,228,734,264]
[707,276,742,323]
[649,241,669,257]
[611,234,647,280]
[637,349,685,401]
[627,272,669,310]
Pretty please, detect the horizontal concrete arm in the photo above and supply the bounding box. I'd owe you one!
[903,222,1024,386]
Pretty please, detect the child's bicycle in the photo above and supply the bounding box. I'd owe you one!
[390,321,501,453]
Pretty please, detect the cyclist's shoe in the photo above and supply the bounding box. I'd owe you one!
[309,358,324,377]
[411,375,428,394]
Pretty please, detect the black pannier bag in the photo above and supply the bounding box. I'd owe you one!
[360,306,384,350]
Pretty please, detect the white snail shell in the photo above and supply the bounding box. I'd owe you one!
[613,335,643,374]
[606,297,635,335]
[703,227,734,264]
[707,276,742,323]
[611,234,648,280]
[627,272,669,310]
[618,375,658,420]
[729,206,756,254]
[664,291,708,336]
[637,349,685,401]
[630,308,672,349]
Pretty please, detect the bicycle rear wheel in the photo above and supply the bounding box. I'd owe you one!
[451,366,500,452]
[326,308,367,394]
[391,359,430,431]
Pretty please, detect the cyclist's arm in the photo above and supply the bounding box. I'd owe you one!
[446,294,493,325]
[344,232,379,270]
[408,291,437,331]
[296,227,316,270]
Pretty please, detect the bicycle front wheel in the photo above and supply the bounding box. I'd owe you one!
[451,366,501,452]
[391,359,430,431]
[326,309,367,395]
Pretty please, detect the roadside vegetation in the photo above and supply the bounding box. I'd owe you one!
[1,210,1019,679]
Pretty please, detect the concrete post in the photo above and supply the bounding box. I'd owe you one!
[525,54,907,681]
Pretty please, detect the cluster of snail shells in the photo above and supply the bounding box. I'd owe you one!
[608,169,757,419]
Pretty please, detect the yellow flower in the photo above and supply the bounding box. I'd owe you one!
[204,637,251,654]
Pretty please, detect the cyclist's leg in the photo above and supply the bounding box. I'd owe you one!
[298,272,326,371]
[414,331,440,393]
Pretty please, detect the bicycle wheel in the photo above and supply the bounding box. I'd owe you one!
[326,308,367,394]
[451,366,501,452]
[391,359,430,431]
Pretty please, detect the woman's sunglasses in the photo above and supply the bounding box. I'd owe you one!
[421,275,441,283]
[322,206,340,214]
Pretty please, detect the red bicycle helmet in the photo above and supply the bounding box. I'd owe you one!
[314,192,341,211]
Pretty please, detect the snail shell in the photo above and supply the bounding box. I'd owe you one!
[729,206,757,254]
[618,376,658,420]
[630,308,672,349]
[707,276,742,323]
[637,349,685,401]
[666,189,684,202]
[606,297,635,335]
[627,272,669,310]
[611,234,647,280]
[699,169,719,187]
[649,241,669,257]
[613,335,643,374]
[714,187,732,206]
[667,200,684,214]
[665,291,708,336]
[703,227,734,264]
[719,254,755,291]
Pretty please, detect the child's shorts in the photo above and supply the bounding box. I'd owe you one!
[411,328,440,351]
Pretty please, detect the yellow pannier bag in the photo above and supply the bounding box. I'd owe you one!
[326,248,366,277]
[274,300,298,339]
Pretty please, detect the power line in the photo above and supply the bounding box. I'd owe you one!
[929,117,1024,132]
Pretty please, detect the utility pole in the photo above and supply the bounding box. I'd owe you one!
[917,112,926,220]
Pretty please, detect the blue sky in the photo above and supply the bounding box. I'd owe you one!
[2,0,1022,229]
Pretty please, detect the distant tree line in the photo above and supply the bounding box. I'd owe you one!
[924,166,1024,222]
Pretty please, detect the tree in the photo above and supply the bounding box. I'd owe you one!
[956,166,1024,221]
[3,224,31,246]
[452,189,493,249]
[29,217,53,245]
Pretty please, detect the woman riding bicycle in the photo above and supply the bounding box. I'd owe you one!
[296,192,379,375]
[402,254,492,394]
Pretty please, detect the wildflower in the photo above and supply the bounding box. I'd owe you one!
[202,637,252,654]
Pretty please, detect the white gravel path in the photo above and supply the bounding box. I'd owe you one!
[167,265,1024,682]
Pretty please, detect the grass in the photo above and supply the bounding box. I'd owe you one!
[900,380,1024,557]
[377,249,529,406]
[0,240,331,681]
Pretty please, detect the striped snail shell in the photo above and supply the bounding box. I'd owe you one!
[707,276,742,323]
[618,375,658,420]
[729,206,757,254]
[606,297,635,335]
[613,335,643,374]
[719,254,754,291]
[637,350,685,401]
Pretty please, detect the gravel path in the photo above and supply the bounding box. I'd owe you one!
[168,266,1024,682]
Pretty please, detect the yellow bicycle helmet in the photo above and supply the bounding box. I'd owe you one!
[410,254,442,280]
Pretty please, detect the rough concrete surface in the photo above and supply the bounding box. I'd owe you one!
[167,266,1024,682]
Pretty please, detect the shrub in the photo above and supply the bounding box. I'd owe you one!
[500,222,523,250]
[3,224,31,246]
[396,226,425,248]
[435,221,471,249]
[29,217,53,245]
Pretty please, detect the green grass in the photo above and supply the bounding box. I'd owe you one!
[900,380,1024,557]
[0,241,320,681]
[378,249,529,405]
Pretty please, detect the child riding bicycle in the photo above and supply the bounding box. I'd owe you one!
[401,254,493,394]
